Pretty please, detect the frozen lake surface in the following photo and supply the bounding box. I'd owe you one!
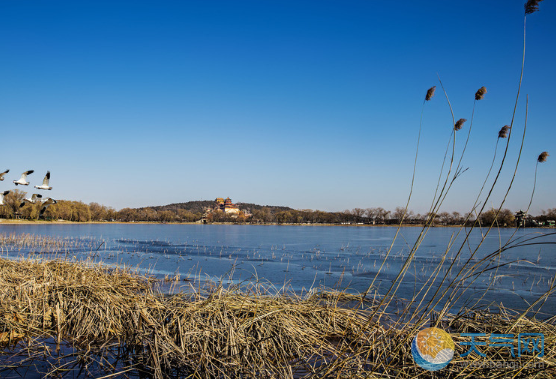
[1,223,555,316]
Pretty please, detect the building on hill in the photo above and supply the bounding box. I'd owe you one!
[221,197,240,215]
[201,198,255,223]
[205,197,242,217]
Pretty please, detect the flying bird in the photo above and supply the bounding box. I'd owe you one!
[0,169,9,181]
[13,170,34,186]
[20,193,43,208]
[34,171,52,190]
[39,198,57,218]
[0,190,10,205]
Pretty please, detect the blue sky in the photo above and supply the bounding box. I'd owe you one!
[1,1,554,215]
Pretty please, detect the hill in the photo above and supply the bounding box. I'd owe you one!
[143,200,293,214]
[236,202,293,213]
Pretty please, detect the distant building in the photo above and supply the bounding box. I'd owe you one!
[207,197,241,216]
[222,197,240,215]
[515,210,526,227]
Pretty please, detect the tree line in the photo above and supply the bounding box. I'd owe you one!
[0,190,554,227]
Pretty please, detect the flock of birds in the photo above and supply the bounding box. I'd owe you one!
[0,170,57,218]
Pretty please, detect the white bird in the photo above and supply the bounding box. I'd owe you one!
[0,169,9,181]
[39,198,57,218]
[0,190,10,205]
[13,170,34,186]
[34,171,52,190]
[20,193,43,208]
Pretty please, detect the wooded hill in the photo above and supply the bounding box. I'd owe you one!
[145,201,293,215]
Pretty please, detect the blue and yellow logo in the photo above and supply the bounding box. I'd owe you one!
[412,327,454,371]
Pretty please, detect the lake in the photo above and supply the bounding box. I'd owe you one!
[1,223,555,316]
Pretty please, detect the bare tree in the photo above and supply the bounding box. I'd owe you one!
[351,208,365,223]
[437,212,451,225]
[392,207,407,224]
[365,208,379,224]
[376,208,390,224]
[451,211,462,225]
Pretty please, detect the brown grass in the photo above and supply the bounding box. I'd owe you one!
[0,254,554,378]
[0,256,381,378]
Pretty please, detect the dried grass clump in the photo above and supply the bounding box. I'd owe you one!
[538,151,549,162]
[2,255,553,378]
[438,308,556,378]
[0,257,383,378]
[0,233,95,255]
[318,306,556,378]
[475,86,487,100]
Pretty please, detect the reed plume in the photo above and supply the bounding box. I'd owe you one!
[538,151,549,162]
[425,86,436,101]
[475,86,487,100]
[498,125,510,138]
[454,118,466,131]
[525,0,544,14]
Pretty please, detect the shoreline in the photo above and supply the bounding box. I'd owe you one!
[0,219,549,228]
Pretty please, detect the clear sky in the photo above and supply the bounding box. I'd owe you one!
[1,1,554,215]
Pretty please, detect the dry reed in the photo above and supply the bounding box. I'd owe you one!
[454,118,467,131]
[425,86,436,101]
[525,0,544,14]
[0,255,383,378]
[0,251,554,378]
[538,151,549,163]
[475,86,487,100]
[498,125,511,138]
